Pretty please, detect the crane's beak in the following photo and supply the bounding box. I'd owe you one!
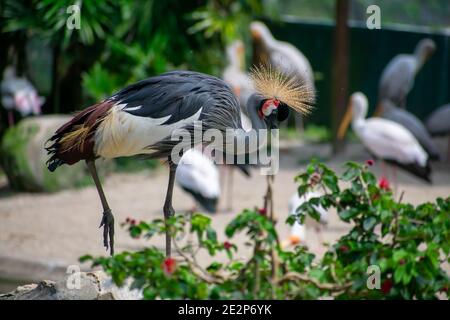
[266,110,279,129]
[337,103,353,140]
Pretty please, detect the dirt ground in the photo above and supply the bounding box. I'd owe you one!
[0,141,449,293]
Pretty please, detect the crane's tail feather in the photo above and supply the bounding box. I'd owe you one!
[45,101,114,171]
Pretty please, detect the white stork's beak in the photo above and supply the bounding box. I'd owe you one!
[337,101,353,140]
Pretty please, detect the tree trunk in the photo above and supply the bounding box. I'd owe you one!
[331,0,350,154]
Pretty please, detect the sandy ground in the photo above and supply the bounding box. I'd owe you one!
[0,141,449,292]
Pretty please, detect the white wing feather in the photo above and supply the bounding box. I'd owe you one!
[358,118,428,166]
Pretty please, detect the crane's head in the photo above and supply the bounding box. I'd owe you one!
[260,97,289,129]
[249,64,315,129]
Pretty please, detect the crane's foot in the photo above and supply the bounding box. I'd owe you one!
[99,209,115,256]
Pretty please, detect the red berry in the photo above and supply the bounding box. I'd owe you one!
[440,286,449,293]
[378,177,390,190]
[399,259,405,265]
[339,245,349,253]
[381,279,393,294]
[162,258,177,275]
[130,219,137,226]
[366,159,374,166]
[258,208,267,215]
[223,241,232,250]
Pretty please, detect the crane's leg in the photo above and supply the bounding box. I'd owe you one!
[163,157,177,257]
[86,159,115,256]
[226,167,234,212]
[219,165,227,212]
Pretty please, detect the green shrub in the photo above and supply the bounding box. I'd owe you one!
[82,160,450,299]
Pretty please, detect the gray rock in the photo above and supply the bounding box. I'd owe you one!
[0,115,112,192]
[0,271,142,300]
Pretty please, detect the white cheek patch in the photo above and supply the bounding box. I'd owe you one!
[263,104,276,116]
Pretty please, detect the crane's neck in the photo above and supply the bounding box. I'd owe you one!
[229,93,268,155]
[246,94,267,131]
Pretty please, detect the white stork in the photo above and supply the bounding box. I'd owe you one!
[175,148,220,213]
[46,68,314,256]
[377,38,436,109]
[250,21,315,130]
[282,191,328,248]
[1,66,44,126]
[338,92,431,185]
[222,40,254,110]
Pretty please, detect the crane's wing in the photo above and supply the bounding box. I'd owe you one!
[111,70,239,125]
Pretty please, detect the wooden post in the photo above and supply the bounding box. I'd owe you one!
[331,0,350,154]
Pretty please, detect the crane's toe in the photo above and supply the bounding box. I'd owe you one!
[99,209,115,256]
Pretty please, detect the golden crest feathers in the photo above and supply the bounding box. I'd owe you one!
[249,64,315,115]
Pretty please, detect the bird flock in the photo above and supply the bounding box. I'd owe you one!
[1,20,448,255]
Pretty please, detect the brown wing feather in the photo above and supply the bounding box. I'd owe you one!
[46,100,114,171]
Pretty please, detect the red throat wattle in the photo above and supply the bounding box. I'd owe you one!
[259,99,280,118]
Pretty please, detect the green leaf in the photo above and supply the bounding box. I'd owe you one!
[363,217,377,231]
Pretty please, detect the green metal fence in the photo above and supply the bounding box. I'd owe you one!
[265,19,450,126]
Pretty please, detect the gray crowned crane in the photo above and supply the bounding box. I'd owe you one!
[1,66,44,126]
[250,21,315,130]
[425,104,450,160]
[338,92,431,185]
[377,38,436,109]
[175,148,220,213]
[46,68,314,256]
[378,99,441,160]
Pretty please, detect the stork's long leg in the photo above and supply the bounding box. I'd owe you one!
[381,161,388,179]
[163,157,178,257]
[392,165,398,194]
[86,159,115,256]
